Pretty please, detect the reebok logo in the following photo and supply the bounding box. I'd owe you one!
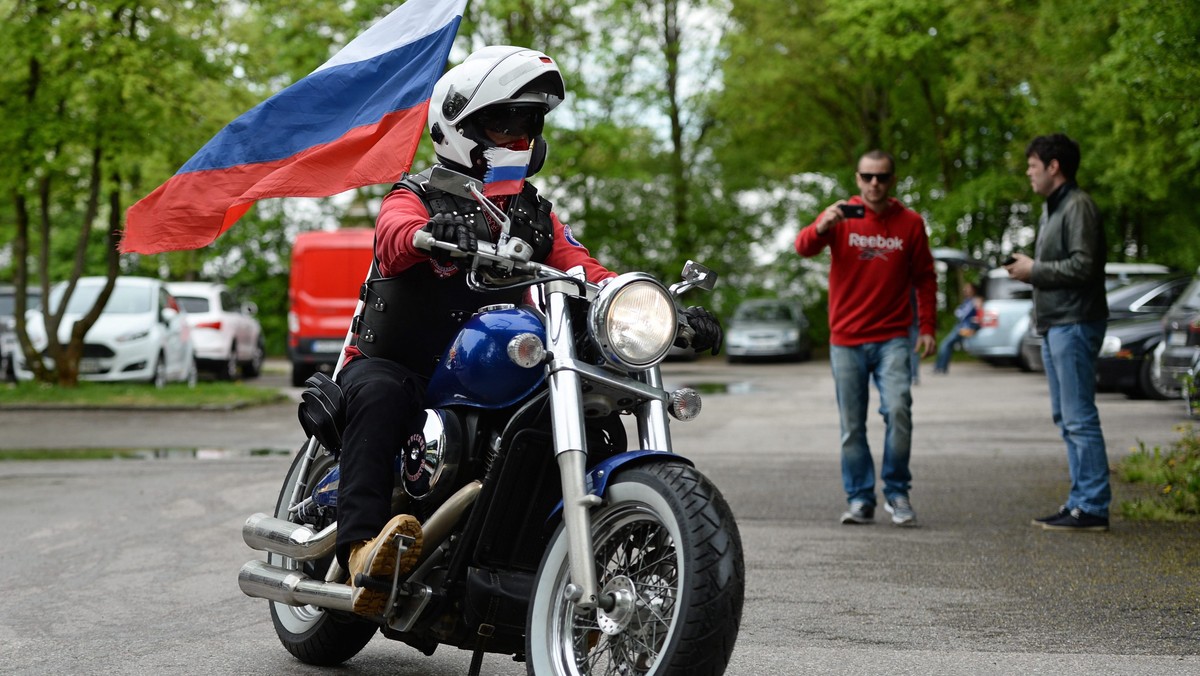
[849,232,903,261]
[848,233,904,251]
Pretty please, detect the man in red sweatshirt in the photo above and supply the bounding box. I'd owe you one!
[796,150,937,527]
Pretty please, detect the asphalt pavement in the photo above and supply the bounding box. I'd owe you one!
[0,356,1197,675]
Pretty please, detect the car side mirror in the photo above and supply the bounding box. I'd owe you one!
[161,307,179,325]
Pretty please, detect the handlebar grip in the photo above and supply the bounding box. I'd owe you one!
[412,229,437,251]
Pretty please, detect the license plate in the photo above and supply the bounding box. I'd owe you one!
[78,358,102,374]
[1168,332,1186,346]
[311,340,344,353]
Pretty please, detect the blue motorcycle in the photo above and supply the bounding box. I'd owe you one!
[237,184,744,675]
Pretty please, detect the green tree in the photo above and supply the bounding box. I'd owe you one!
[0,0,252,385]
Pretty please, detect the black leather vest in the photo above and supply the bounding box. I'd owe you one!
[352,169,555,378]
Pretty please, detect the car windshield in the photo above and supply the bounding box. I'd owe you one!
[176,296,210,313]
[735,304,795,322]
[49,283,152,315]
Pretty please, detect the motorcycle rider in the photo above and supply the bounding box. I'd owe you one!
[325,45,723,616]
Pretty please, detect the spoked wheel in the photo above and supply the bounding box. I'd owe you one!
[526,461,744,676]
[268,444,376,665]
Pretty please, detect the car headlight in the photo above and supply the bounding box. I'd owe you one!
[784,328,800,342]
[117,329,151,343]
[1099,335,1121,358]
[588,273,676,369]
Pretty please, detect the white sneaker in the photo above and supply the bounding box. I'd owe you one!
[885,495,917,526]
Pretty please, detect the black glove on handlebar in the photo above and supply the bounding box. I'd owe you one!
[421,213,481,263]
[683,306,723,356]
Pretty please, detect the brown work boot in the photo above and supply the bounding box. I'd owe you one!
[347,514,423,616]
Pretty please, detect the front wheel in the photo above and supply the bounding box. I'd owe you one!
[526,461,744,676]
[268,444,376,665]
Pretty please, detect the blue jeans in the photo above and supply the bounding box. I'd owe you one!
[934,330,965,372]
[1041,320,1110,517]
[830,338,914,505]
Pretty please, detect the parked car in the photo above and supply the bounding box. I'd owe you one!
[970,262,1172,371]
[1019,275,1190,399]
[724,299,811,362]
[0,285,42,382]
[1160,271,1200,412]
[167,282,265,380]
[14,276,196,388]
[963,268,1034,369]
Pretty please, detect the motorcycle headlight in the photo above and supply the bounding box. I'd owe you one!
[589,273,676,369]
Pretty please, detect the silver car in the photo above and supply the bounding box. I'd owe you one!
[968,262,1172,371]
[725,299,811,362]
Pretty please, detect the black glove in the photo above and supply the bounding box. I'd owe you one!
[421,213,480,262]
[682,306,723,356]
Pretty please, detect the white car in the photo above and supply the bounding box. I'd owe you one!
[167,282,265,380]
[15,276,197,388]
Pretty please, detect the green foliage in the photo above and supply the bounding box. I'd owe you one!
[1118,425,1200,522]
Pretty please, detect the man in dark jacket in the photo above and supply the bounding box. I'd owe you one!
[1005,133,1110,532]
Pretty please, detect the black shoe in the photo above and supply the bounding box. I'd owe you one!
[1041,507,1109,532]
[1030,505,1069,527]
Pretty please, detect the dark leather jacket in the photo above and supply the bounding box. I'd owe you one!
[1030,183,1108,332]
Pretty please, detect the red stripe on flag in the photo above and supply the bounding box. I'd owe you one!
[122,104,428,254]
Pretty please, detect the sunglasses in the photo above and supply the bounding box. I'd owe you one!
[475,106,545,138]
[858,172,892,183]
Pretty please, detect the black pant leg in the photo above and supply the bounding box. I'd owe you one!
[334,357,425,568]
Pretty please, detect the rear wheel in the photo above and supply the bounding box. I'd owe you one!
[269,445,376,665]
[242,336,266,378]
[219,343,239,381]
[151,353,168,389]
[526,461,744,676]
[1137,352,1174,400]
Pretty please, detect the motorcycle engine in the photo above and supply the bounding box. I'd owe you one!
[403,408,463,503]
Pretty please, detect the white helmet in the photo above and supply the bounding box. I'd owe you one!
[428,46,565,176]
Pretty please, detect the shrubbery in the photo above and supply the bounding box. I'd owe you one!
[1118,424,1200,521]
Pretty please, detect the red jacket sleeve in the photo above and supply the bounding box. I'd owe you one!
[373,188,615,282]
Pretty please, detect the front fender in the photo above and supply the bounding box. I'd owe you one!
[550,450,694,522]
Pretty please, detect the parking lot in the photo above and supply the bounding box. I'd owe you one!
[0,357,1197,674]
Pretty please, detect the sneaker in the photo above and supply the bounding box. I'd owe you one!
[884,495,917,526]
[1041,507,1109,532]
[1030,505,1069,527]
[347,513,423,616]
[840,500,874,525]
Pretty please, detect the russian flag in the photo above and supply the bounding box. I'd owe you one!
[121,0,467,254]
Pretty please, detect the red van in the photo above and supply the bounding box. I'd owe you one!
[287,228,374,386]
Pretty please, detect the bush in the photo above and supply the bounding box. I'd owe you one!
[1117,424,1200,521]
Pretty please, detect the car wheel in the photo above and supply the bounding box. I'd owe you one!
[241,336,265,379]
[185,358,199,389]
[151,353,167,389]
[219,343,239,381]
[1137,353,1173,400]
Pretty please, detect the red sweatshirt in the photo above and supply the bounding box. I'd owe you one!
[795,196,936,347]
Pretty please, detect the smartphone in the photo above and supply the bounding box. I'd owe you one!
[838,204,865,219]
[1002,255,1018,266]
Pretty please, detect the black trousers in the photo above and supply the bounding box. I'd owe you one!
[333,357,426,569]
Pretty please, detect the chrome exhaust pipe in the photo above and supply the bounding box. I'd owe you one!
[242,512,336,561]
[238,560,355,612]
[238,481,483,608]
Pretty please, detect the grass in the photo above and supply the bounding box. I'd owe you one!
[1117,424,1200,522]
[0,379,287,409]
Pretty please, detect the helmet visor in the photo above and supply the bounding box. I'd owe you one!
[473,105,546,138]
